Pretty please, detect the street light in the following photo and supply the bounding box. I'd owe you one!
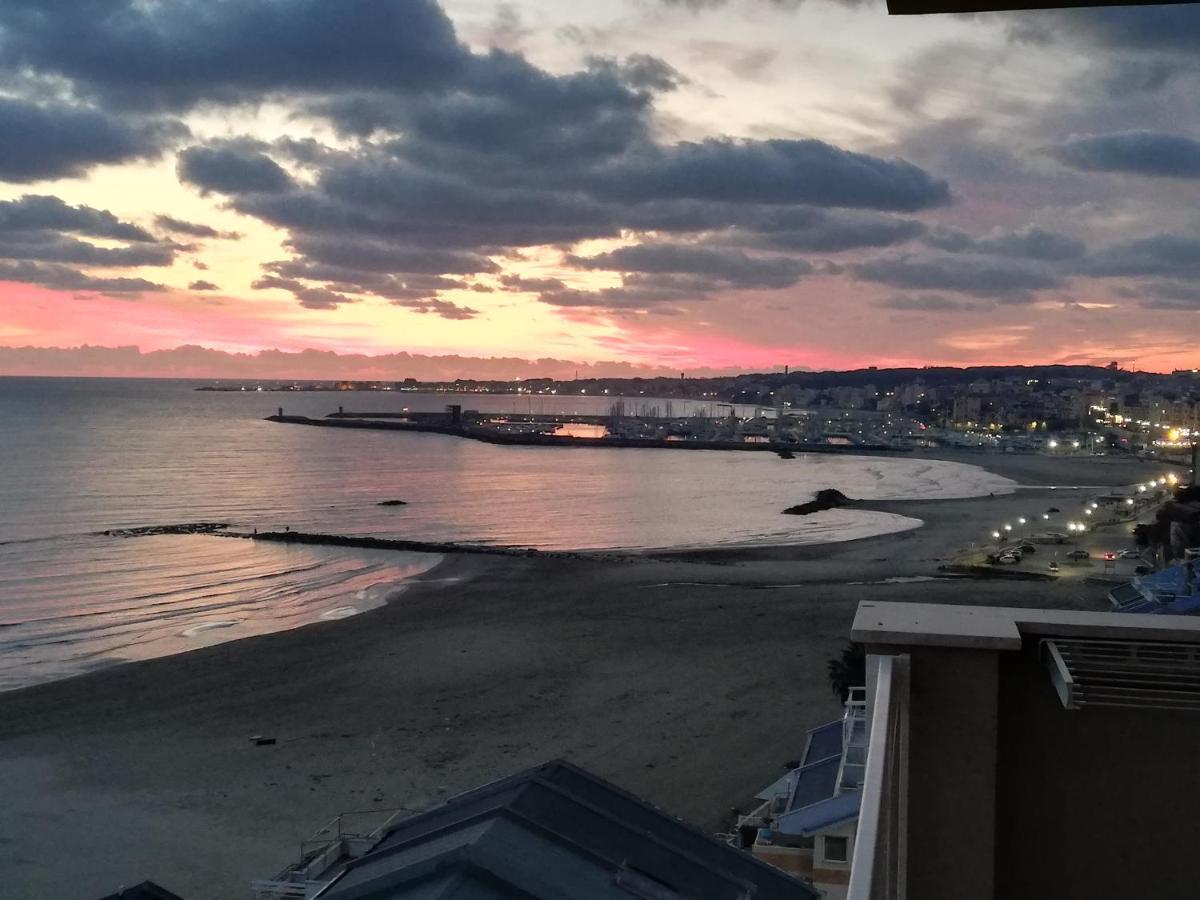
[1042,513,1050,519]
[992,531,1001,539]
[1004,524,1013,532]
[1048,440,1059,449]
[1018,517,1027,525]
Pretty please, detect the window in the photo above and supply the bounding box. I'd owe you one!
[823,835,849,864]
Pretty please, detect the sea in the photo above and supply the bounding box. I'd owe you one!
[0,377,1016,690]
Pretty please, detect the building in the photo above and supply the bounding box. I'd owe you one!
[739,693,866,899]
[845,601,1200,899]
[256,760,819,900]
[93,884,186,900]
[1108,555,1200,614]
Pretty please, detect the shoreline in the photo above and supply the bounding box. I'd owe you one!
[0,450,1170,900]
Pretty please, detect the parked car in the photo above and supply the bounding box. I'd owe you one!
[1018,543,1037,554]
[1066,549,1090,561]
[1048,561,1059,573]
[1118,549,1142,559]
[996,553,1019,564]
[1047,507,1061,513]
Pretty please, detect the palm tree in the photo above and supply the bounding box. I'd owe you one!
[827,642,865,703]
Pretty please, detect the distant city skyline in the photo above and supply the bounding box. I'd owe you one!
[3,1,1200,373]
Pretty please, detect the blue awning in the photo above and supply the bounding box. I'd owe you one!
[777,791,863,837]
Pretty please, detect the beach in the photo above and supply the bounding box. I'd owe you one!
[0,449,1166,900]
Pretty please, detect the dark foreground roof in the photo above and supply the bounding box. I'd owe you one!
[317,760,819,900]
[94,882,185,900]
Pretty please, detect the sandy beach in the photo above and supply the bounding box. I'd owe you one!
[0,449,1168,900]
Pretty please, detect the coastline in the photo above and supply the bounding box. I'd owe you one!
[0,450,1165,900]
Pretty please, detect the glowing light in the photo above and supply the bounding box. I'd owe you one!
[1048,440,1059,449]
[1018,517,1027,525]
[1003,524,1013,532]
[992,531,1001,539]
[1042,513,1050,520]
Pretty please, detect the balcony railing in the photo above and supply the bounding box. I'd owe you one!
[847,654,910,900]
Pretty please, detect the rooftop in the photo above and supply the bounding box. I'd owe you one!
[317,760,819,900]
[852,601,1200,651]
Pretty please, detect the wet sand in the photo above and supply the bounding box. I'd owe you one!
[0,451,1167,900]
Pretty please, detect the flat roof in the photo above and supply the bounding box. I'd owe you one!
[852,601,1200,651]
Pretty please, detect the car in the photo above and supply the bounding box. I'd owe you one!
[1048,561,1059,573]
[996,553,1018,564]
[1047,507,1061,513]
[1118,549,1142,559]
[1066,549,1090,561]
[1018,542,1037,554]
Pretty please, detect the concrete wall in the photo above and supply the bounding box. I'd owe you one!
[899,646,1000,899]
[994,643,1200,899]
[868,638,1200,899]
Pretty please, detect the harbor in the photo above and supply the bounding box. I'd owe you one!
[266,404,905,454]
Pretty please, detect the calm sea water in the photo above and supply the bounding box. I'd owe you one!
[0,377,1016,689]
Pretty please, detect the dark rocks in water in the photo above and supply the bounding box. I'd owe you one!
[783,489,856,516]
[377,499,408,507]
[103,522,230,537]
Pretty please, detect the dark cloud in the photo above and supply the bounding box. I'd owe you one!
[0,260,162,295]
[188,280,219,291]
[0,235,172,267]
[500,274,569,292]
[0,195,154,242]
[3,0,949,315]
[390,298,480,319]
[1052,131,1200,179]
[853,254,1060,297]
[570,243,813,288]
[285,236,495,276]
[251,275,354,309]
[1087,234,1200,278]
[0,98,181,183]
[924,225,1086,261]
[877,293,984,312]
[0,195,177,292]
[586,139,950,212]
[1136,281,1200,310]
[1029,6,1200,55]
[738,209,926,252]
[154,215,238,240]
[178,141,295,195]
[0,0,467,112]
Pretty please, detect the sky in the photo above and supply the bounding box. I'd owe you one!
[2,0,1200,378]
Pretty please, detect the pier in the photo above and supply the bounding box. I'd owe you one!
[265,408,906,454]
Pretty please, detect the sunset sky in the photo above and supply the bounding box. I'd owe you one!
[2,0,1200,377]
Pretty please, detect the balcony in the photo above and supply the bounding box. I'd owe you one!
[846,655,909,900]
